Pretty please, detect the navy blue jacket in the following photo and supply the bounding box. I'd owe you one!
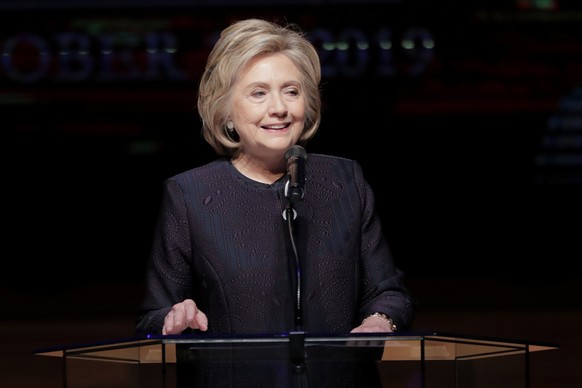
[136,154,414,336]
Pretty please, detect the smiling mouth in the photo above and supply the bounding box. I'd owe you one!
[262,123,290,130]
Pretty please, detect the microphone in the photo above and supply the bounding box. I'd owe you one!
[284,145,307,204]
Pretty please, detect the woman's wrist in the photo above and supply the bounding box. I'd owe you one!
[362,312,397,332]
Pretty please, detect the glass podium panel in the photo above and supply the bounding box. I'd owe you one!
[34,331,558,388]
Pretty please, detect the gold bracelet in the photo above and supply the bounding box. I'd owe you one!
[363,312,397,331]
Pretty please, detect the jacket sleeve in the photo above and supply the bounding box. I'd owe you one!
[135,178,194,336]
[353,160,415,330]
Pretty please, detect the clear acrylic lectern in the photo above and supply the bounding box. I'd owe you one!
[34,331,558,388]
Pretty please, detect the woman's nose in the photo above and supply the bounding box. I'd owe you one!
[268,95,288,116]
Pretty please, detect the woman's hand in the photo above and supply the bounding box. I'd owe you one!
[162,299,208,335]
[350,314,395,333]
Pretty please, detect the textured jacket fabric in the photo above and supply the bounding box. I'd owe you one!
[136,153,414,336]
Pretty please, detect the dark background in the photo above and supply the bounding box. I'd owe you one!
[1,1,581,387]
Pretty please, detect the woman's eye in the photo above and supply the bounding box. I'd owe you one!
[251,90,267,98]
[285,88,299,97]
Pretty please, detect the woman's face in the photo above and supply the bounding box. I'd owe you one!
[230,52,305,161]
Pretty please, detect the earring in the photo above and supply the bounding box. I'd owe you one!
[226,121,234,132]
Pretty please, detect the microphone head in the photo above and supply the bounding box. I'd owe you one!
[285,145,307,161]
[284,145,307,204]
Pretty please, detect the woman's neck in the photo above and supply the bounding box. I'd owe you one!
[231,155,286,184]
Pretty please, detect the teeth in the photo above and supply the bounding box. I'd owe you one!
[265,124,286,129]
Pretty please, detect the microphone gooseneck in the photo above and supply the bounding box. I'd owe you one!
[282,145,307,332]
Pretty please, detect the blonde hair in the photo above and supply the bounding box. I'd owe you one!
[197,18,322,156]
